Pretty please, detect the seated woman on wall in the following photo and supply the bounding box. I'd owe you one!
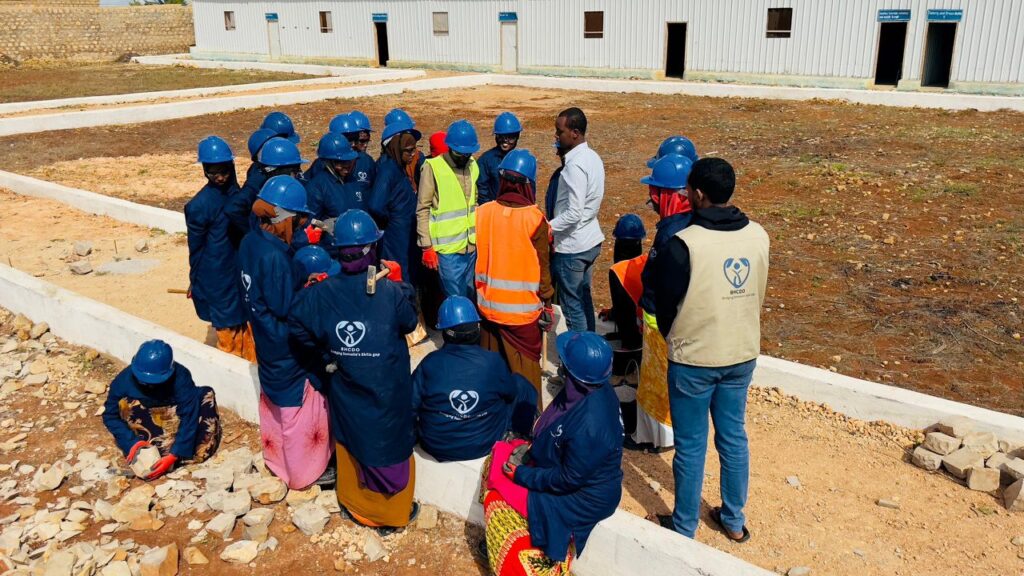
[483,331,623,576]
[102,340,221,481]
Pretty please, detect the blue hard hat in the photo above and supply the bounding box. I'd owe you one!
[381,119,422,142]
[445,120,480,155]
[493,112,522,135]
[384,108,415,127]
[557,331,613,385]
[348,110,373,132]
[498,149,537,183]
[317,133,358,162]
[647,136,698,167]
[333,209,384,247]
[258,137,309,167]
[260,111,300,143]
[641,154,693,190]
[197,136,234,164]
[131,339,175,385]
[258,175,311,214]
[436,295,481,330]
[294,245,340,278]
[247,128,278,160]
[613,214,647,240]
[329,113,358,135]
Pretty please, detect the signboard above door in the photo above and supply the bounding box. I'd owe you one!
[927,9,963,22]
[265,13,278,22]
[372,13,388,23]
[877,9,910,22]
[499,12,518,22]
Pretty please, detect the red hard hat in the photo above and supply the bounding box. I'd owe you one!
[429,131,449,158]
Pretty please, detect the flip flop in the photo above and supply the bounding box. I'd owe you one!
[709,507,750,543]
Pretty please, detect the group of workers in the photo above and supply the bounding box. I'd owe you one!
[101,103,770,575]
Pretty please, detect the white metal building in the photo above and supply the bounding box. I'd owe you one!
[191,0,1024,94]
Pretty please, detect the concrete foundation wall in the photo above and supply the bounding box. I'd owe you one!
[0,5,194,62]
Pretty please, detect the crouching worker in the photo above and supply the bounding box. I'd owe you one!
[483,332,623,575]
[238,175,333,490]
[412,296,536,463]
[289,209,420,535]
[103,340,221,481]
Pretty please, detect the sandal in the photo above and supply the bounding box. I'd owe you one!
[709,507,750,543]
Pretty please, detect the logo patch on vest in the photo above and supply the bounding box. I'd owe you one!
[357,171,368,183]
[449,390,479,415]
[335,321,367,348]
[723,258,751,290]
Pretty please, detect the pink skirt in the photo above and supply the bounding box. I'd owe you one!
[258,380,332,490]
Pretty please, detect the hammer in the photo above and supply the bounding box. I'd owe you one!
[365,264,391,295]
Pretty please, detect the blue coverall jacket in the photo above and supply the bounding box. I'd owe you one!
[367,155,417,276]
[184,183,247,329]
[475,146,507,205]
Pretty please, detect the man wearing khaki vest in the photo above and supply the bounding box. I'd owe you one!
[652,158,769,543]
[418,120,480,299]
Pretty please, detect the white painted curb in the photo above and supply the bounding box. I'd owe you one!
[0,75,491,137]
[0,171,186,234]
[0,70,425,116]
[132,54,387,77]
[484,74,1024,112]
[754,356,1024,441]
[0,262,771,576]
[0,265,260,422]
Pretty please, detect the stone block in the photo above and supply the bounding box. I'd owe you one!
[966,468,1000,492]
[1005,479,1024,512]
[129,446,160,479]
[221,540,259,564]
[942,448,984,480]
[921,432,960,456]
[934,416,973,439]
[961,431,999,458]
[139,544,177,576]
[1001,458,1024,484]
[987,452,1011,471]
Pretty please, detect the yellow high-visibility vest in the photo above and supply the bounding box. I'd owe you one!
[426,156,478,254]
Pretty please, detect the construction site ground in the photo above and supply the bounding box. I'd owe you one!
[0,62,316,104]
[1,84,1020,415]
[0,308,489,575]
[1,191,1023,574]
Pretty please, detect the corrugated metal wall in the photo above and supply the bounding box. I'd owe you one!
[192,0,1024,84]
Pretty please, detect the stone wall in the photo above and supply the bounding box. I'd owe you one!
[0,5,194,62]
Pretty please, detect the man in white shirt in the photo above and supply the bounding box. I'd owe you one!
[549,107,605,332]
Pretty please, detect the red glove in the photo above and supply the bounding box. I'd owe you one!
[305,224,323,245]
[421,247,439,271]
[539,305,555,332]
[186,286,193,300]
[305,272,328,287]
[146,454,177,481]
[381,259,403,282]
[126,440,150,464]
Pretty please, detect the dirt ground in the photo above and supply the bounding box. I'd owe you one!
[3,188,1024,575]
[3,85,1021,417]
[0,62,316,104]
[0,308,488,575]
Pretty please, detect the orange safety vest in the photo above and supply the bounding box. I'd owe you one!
[475,202,545,326]
[609,254,648,317]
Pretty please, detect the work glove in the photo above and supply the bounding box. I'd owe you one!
[126,440,150,464]
[146,454,177,481]
[381,259,403,282]
[304,224,323,245]
[186,285,193,300]
[305,272,328,287]
[421,247,439,271]
[502,461,518,480]
[538,305,555,332]
[325,362,338,374]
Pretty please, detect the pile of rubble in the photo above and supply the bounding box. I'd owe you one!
[0,309,449,575]
[911,416,1024,510]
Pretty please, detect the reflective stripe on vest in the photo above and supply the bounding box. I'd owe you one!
[427,156,478,254]
[475,202,545,326]
[610,254,648,317]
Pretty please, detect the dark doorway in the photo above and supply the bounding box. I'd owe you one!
[922,23,956,88]
[874,22,907,85]
[665,23,687,79]
[375,22,390,67]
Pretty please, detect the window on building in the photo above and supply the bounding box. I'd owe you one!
[584,11,604,39]
[766,8,793,38]
[432,12,449,36]
[320,11,333,33]
[224,11,236,31]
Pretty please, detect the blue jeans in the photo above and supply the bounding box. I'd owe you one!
[551,244,601,332]
[667,359,756,538]
[437,251,476,299]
